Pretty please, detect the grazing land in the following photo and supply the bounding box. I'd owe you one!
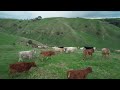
[0,17,120,79]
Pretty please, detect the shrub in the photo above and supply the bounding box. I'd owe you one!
[28,40,33,44]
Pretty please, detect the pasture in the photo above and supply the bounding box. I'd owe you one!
[0,44,120,79]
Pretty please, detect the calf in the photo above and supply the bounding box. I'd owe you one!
[9,62,37,74]
[40,51,55,57]
[102,48,110,58]
[67,67,92,79]
[83,48,95,60]
[115,50,120,53]
[64,47,77,53]
[18,50,36,62]
[52,47,64,53]
[40,51,55,61]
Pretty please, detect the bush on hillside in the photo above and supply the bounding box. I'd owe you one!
[18,26,22,29]
[13,24,17,27]
[28,40,33,44]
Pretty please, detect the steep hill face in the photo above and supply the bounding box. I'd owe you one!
[0,17,120,49]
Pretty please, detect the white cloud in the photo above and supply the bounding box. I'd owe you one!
[0,11,120,19]
[27,11,76,18]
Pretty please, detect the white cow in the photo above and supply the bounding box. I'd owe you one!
[64,47,78,53]
[115,50,120,53]
[102,48,110,58]
[38,46,42,49]
[52,46,64,53]
[38,45,48,49]
[18,50,36,62]
[80,47,85,50]
[93,47,96,50]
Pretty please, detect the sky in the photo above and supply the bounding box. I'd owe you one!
[0,11,120,19]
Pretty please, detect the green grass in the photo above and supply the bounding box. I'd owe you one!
[0,17,120,79]
[2,47,119,79]
[0,32,120,79]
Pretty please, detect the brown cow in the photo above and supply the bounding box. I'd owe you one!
[40,51,55,57]
[83,48,94,60]
[9,62,37,74]
[102,48,110,58]
[40,51,55,61]
[67,67,92,79]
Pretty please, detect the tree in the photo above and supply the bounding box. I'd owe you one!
[37,16,42,19]
[28,40,33,44]
[35,16,42,20]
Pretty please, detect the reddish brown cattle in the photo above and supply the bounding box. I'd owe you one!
[102,48,110,58]
[67,67,92,79]
[9,62,37,74]
[83,48,94,60]
[40,51,55,57]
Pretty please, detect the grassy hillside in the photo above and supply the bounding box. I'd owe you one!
[0,17,120,49]
[0,32,120,79]
[0,32,43,78]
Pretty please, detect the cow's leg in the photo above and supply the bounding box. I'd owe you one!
[102,53,104,58]
[29,55,32,60]
[83,54,86,60]
[89,53,92,60]
[18,57,22,62]
[107,53,109,59]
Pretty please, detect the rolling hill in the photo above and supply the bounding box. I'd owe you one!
[0,31,43,46]
[0,17,120,49]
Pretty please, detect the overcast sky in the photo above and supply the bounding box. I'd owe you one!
[0,11,120,19]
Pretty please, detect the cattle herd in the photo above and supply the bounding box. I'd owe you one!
[9,45,111,79]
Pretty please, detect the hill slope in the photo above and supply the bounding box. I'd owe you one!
[0,17,120,49]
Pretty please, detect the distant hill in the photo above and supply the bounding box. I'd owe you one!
[100,18,120,28]
[0,17,120,49]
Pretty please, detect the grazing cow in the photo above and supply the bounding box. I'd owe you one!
[52,47,64,53]
[93,47,96,50]
[9,62,37,74]
[40,51,55,61]
[80,47,84,50]
[58,47,64,48]
[67,67,92,79]
[64,47,77,53]
[42,45,48,49]
[40,51,55,57]
[84,46,93,49]
[38,45,48,49]
[83,47,95,60]
[115,50,120,53]
[18,50,36,62]
[38,45,43,49]
[102,48,110,58]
